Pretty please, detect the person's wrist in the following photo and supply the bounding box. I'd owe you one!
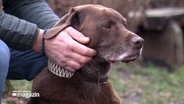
[32,29,44,53]
[42,28,48,55]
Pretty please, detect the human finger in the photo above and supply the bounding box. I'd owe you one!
[71,41,97,57]
[64,66,76,72]
[65,27,90,44]
[69,52,92,65]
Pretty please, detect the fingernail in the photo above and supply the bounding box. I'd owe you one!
[84,37,90,41]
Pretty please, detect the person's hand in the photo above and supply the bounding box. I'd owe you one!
[44,27,96,72]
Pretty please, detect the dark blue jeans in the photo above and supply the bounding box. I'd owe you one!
[0,39,48,102]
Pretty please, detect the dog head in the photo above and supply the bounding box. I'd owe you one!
[47,4,144,78]
[60,4,144,63]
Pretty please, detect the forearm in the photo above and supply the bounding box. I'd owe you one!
[1,0,60,51]
[3,0,59,29]
[0,11,39,50]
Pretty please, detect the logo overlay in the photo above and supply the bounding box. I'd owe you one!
[11,91,40,98]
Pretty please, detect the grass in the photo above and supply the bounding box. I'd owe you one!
[2,62,184,104]
[109,62,184,104]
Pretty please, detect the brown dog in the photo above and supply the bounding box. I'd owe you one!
[27,4,144,104]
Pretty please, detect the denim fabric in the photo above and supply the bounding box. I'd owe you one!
[0,40,10,102]
[7,49,48,80]
[0,39,48,102]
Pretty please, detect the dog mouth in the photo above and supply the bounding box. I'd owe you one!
[121,52,140,63]
[106,49,142,63]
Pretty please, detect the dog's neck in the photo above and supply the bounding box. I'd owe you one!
[76,56,111,84]
[48,56,111,84]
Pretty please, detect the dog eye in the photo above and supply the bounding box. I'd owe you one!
[104,22,112,30]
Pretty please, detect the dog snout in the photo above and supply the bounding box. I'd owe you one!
[131,36,144,49]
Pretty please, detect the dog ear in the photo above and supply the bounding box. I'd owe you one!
[44,8,82,39]
[54,8,80,27]
[64,8,83,30]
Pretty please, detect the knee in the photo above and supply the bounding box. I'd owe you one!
[0,40,10,70]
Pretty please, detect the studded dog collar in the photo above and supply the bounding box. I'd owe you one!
[48,59,74,78]
[48,59,108,85]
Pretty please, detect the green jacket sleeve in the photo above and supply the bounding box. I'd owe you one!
[0,0,59,51]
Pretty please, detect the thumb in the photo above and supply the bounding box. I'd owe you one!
[65,27,90,44]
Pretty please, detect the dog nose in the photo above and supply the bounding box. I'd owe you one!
[131,36,144,49]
